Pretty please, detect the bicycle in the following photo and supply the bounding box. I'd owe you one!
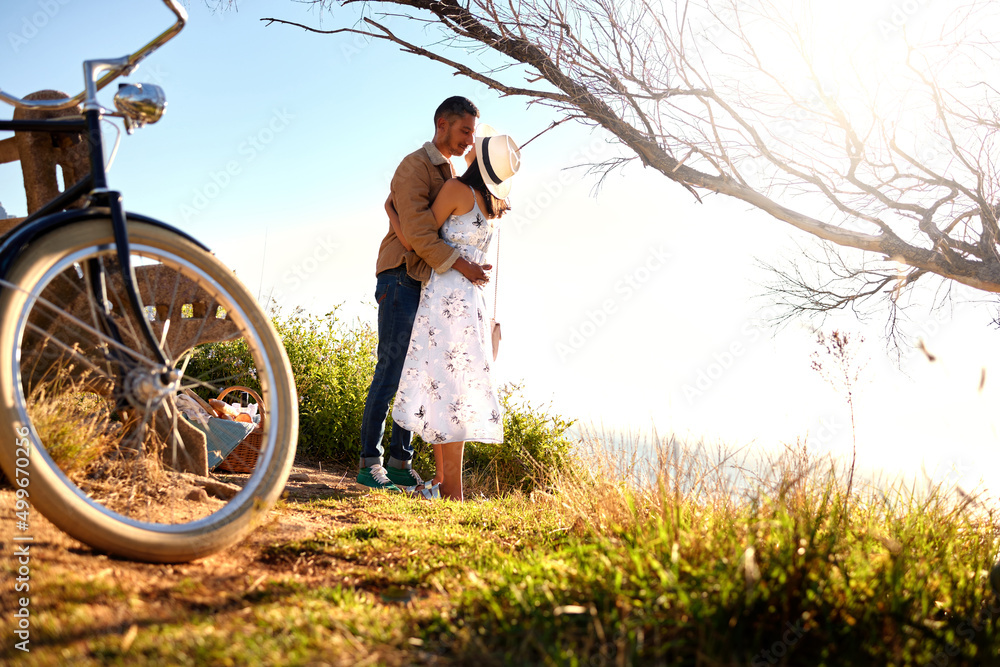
[0,0,298,562]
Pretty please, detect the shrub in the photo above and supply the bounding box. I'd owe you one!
[271,308,380,463]
[469,384,577,493]
[409,383,578,494]
[185,306,384,463]
[187,309,577,488]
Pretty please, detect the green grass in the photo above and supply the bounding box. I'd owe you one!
[5,432,1000,666]
[17,280,997,662]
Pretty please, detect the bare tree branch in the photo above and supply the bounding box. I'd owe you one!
[261,16,572,102]
[253,0,1000,333]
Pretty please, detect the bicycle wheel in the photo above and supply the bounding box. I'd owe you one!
[0,218,297,562]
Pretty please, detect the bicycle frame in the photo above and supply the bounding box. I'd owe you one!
[0,0,192,370]
[0,0,300,565]
[0,0,187,112]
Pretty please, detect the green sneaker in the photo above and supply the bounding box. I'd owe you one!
[357,464,401,492]
[384,465,425,489]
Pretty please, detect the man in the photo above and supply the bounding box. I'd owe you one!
[357,96,493,491]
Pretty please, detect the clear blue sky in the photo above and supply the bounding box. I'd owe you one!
[3,0,999,491]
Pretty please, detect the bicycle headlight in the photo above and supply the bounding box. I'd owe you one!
[113,82,166,133]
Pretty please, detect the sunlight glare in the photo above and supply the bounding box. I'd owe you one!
[738,0,971,131]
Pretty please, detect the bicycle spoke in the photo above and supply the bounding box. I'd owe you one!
[0,275,161,368]
[0,220,296,561]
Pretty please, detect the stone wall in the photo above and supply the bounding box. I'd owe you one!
[0,90,89,231]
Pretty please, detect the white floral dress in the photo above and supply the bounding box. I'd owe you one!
[392,189,503,444]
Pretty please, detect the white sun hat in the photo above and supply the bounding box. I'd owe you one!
[475,123,521,199]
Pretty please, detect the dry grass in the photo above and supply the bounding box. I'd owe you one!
[19,366,236,524]
[25,372,118,478]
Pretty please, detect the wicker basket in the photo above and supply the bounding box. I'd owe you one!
[215,386,265,474]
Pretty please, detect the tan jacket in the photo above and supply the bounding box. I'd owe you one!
[375,142,461,282]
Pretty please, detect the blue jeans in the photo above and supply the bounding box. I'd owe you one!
[359,266,421,469]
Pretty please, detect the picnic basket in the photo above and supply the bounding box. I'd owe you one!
[215,385,265,473]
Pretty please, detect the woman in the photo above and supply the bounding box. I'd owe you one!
[388,126,520,500]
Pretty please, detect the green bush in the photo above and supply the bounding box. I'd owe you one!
[272,309,380,462]
[187,309,577,489]
[405,383,576,494]
[468,384,576,493]
[185,306,385,464]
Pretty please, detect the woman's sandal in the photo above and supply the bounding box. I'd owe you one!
[411,481,441,501]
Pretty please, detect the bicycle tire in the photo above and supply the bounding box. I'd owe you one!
[0,218,297,562]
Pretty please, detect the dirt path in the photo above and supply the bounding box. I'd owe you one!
[1,462,367,616]
[1,462,468,664]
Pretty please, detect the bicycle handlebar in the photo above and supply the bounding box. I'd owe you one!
[0,0,188,111]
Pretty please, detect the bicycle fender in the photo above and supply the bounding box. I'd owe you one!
[0,208,210,282]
